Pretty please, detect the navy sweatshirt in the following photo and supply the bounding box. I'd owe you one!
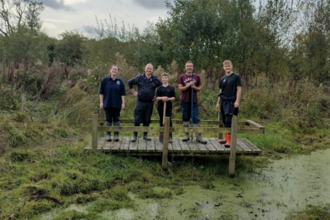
[127,74,162,102]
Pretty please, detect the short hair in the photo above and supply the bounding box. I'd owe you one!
[110,65,119,71]
[185,61,193,65]
[161,72,169,78]
[145,63,154,69]
[223,60,232,66]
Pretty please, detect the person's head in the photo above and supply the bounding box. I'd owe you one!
[145,63,154,76]
[185,61,194,74]
[161,72,169,84]
[223,60,233,74]
[110,65,119,77]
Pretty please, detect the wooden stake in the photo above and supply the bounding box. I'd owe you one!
[163,101,166,125]
[92,114,98,149]
[162,117,170,171]
[229,116,238,177]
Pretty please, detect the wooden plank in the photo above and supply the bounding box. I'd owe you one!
[111,138,122,151]
[196,141,209,153]
[209,138,227,153]
[146,137,156,152]
[154,137,163,152]
[229,117,238,177]
[103,138,111,150]
[187,141,200,152]
[121,137,130,152]
[178,138,191,153]
[204,139,217,151]
[137,138,147,152]
[129,137,138,152]
[240,138,261,153]
[98,126,164,133]
[171,138,182,153]
[237,139,252,152]
[97,137,106,150]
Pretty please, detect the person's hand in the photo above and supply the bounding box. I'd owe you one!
[188,81,195,87]
[163,97,169,102]
[234,101,239,108]
[121,104,125,110]
[100,103,103,109]
[133,91,138,97]
[216,103,219,111]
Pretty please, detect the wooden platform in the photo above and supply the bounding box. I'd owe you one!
[85,137,261,156]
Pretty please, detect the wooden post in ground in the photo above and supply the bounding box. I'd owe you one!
[162,117,170,171]
[229,116,238,177]
[92,114,98,149]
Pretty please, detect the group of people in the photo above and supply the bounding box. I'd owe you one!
[99,60,241,147]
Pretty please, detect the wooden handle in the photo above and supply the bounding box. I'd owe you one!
[163,101,166,125]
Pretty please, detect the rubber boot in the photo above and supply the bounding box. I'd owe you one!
[143,132,151,141]
[159,132,164,143]
[219,133,227,144]
[114,121,120,142]
[131,132,138,142]
[224,133,231,148]
[182,121,190,142]
[194,123,207,144]
[169,133,173,143]
[105,121,112,142]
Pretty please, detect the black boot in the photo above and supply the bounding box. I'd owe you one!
[169,133,173,143]
[114,121,120,142]
[143,132,151,141]
[131,132,138,142]
[105,121,111,142]
[159,132,164,143]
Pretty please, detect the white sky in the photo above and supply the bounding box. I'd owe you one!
[39,0,172,38]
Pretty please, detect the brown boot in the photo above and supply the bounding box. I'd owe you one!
[224,133,231,148]
[219,133,227,144]
[159,132,164,143]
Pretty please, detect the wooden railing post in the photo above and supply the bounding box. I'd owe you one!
[162,117,170,171]
[218,109,223,139]
[92,114,98,149]
[229,116,238,177]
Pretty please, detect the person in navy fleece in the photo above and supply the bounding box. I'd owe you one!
[215,60,242,147]
[99,65,126,142]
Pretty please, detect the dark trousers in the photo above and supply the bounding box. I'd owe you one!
[157,105,173,127]
[181,102,200,123]
[220,102,239,128]
[104,108,121,124]
[133,100,154,127]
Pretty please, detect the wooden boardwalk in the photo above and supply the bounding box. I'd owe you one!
[85,137,261,156]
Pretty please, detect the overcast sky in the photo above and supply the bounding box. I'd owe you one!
[37,0,173,38]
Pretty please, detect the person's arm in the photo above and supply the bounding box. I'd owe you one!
[121,96,125,110]
[99,80,104,109]
[179,82,194,92]
[191,84,201,92]
[216,89,221,111]
[234,86,242,108]
[128,75,139,97]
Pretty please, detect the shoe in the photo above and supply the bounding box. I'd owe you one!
[159,132,164,143]
[169,133,173,143]
[114,121,120,142]
[194,123,207,144]
[219,133,227,144]
[224,133,231,148]
[143,132,151,141]
[106,132,112,142]
[131,132,138,142]
[182,121,190,142]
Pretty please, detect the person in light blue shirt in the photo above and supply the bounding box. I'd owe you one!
[99,65,126,142]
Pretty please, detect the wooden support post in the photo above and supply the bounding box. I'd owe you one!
[229,116,238,177]
[92,114,98,149]
[162,117,170,171]
[218,109,223,139]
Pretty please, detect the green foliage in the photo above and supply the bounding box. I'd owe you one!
[286,204,330,220]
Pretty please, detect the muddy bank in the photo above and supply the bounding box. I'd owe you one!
[40,149,330,220]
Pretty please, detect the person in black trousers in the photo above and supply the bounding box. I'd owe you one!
[127,63,162,142]
[99,65,126,142]
[156,72,176,143]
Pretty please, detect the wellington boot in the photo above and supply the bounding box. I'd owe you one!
[143,132,151,141]
[182,121,190,142]
[169,133,173,143]
[224,134,231,148]
[105,121,112,142]
[114,121,120,142]
[131,132,138,142]
[219,133,227,144]
[159,132,164,143]
[194,123,207,144]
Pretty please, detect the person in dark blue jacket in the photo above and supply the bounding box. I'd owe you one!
[127,63,162,142]
[99,65,126,142]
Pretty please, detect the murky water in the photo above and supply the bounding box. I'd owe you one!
[41,149,330,220]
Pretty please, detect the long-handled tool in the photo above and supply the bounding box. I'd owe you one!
[191,73,194,142]
[163,100,166,125]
